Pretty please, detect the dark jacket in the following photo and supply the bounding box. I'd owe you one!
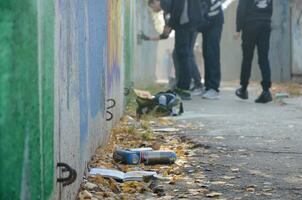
[160,0,174,26]
[236,0,273,32]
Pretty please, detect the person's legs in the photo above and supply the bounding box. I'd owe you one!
[189,32,202,89]
[257,24,272,92]
[202,33,210,90]
[202,19,223,92]
[240,25,258,91]
[254,23,273,104]
[175,29,192,91]
[172,49,179,86]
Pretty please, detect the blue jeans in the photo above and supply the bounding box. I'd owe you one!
[202,13,223,91]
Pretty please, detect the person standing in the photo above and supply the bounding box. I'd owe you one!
[234,0,273,103]
[200,0,224,100]
[147,0,203,100]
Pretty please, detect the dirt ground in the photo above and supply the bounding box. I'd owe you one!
[78,82,302,200]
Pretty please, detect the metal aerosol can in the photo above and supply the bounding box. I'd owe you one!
[142,151,177,165]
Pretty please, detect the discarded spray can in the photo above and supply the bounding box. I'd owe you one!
[142,151,177,165]
[113,148,152,165]
[113,149,141,165]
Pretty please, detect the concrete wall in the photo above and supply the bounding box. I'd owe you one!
[0,1,55,199]
[0,0,157,199]
[133,1,159,88]
[292,0,302,77]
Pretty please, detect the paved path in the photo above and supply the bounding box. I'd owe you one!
[171,83,302,199]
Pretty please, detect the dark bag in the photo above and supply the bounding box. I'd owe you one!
[136,90,184,118]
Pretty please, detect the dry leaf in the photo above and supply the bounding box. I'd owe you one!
[83,182,98,190]
[222,176,236,180]
[211,181,226,186]
[188,188,209,196]
[214,136,225,140]
[246,187,255,193]
[79,190,93,200]
[231,168,240,173]
[206,192,222,197]
[91,175,107,185]
[108,178,121,193]
[121,181,147,194]
[159,118,173,126]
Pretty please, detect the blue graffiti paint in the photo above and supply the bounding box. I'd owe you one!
[77,0,88,152]
[109,58,121,93]
[87,0,107,118]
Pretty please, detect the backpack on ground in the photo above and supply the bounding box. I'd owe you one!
[135,90,184,118]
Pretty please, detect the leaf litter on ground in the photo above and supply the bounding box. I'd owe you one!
[77,115,211,199]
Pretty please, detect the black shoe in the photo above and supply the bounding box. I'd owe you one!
[255,91,273,104]
[175,88,192,101]
[235,88,248,100]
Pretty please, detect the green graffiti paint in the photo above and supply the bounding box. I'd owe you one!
[39,0,55,198]
[0,0,54,199]
[124,0,134,102]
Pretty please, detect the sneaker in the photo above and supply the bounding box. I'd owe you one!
[191,87,205,96]
[235,87,248,100]
[255,91,273,104]
[202,89,220,100]
[175,88,192,101]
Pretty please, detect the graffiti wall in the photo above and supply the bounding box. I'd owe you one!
[0,0,55,199]
[0,0,158,199]
[292,1,302,76]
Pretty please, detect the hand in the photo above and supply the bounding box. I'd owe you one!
[163,26,171,35]
[234,32,241,40]
[140,31,150,41]
[159,33,169,40]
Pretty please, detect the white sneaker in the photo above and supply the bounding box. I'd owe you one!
[202,89,220,100]
[192,87,205,96]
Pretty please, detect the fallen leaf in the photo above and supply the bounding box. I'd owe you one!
[246,187,255,193]
[90,175,107,185]
[79,190,93,200]
[222,176,236,180]
[188,188,209,196]
[121,181,147,194]
[206,192,222,198]
[262,192,273,196]
[231,168,240,173]
[169,175,183,184]
[158,118,173,126]
[214,136,225,140]
[151,142,161,150]
[108,178,121,193]
[83,182,98,190]
[211,181,226,186]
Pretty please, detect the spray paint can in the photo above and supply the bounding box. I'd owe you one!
[113,148,153,165]
[113,149,141,165]
[142,151,177,165]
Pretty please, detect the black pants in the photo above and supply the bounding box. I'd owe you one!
[241,22,272,91]
[202,13,223,92]
[175,29,199,90]
[173,32,201,89]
